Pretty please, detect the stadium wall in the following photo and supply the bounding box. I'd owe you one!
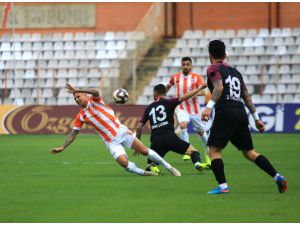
[1,2,299,37]
[175,2,300,36]
[0,2,152,35]
[0,104,299,135]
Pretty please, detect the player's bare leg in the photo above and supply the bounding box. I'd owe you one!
[179,121,191,161]
[131,138,181,176]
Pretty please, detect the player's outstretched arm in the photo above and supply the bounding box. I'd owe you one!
[133,122,145,156]
[65,82,100,97]
[241,88,265,133]
[50,129,79,154]
[165,83,172,94]
[179,83,207,103]
[135,122,144,141]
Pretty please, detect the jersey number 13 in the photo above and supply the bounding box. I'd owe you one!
[149,105,167,124]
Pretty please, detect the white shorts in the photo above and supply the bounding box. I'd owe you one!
[175,107,213,132]
[105,125,135,160]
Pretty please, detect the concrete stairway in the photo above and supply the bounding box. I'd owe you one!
[125,38,177,104]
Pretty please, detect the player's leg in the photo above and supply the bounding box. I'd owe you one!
[168,132,203,172]
[231,113,287,193]
[109,144,153,176]
[175,107,191,161]
[145,141,167,175]
[191,114,211,169]
[180,121,191,161]
[130,137,181,176]
[242,149,287,193]
[206,114,232,194]
[185,145,203,171]
[207,146,229,194]
[145,158,161,174]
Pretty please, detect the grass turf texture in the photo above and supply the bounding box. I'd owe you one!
[0,134,298,222]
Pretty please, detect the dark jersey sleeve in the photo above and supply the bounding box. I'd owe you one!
[168,97,180,111]
[139,106,149,125]
[207,64,222,83]
[237,71,248,92]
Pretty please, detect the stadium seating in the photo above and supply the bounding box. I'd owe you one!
[137,27,300,105]
[0,31,145,105]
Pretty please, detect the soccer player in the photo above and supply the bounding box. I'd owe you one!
[50,82,181,177]
[202,40,287,194]
[135,83,208,173]
[166,57,211,168]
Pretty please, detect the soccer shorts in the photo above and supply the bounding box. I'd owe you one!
[175,107,212,132]
[207,108,253,151]
[106,125,135,160]
[149,132,190,160]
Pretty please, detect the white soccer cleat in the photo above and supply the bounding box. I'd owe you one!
[169,167,181,176]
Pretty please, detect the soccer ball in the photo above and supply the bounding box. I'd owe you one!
[113,88,129,104]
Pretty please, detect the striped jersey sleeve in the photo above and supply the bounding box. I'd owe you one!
[73,112,84,130]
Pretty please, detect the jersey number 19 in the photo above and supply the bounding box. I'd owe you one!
[225,75,241,100]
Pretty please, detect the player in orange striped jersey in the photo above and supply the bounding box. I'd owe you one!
[166,57,212,168]
[50,82,181,176]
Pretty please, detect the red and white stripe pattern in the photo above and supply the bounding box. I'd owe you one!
[74,96,120,143]
[169,72,203,115]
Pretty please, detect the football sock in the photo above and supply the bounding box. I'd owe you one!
[125,161,145,175]
[191,151,201,164]
[254,155,277,177]
[219,183,228,189]
[273,173,281,181]
[180,128,189,142]
[148,149,171,170]
[147,158,159,166]
[211,158,227,184]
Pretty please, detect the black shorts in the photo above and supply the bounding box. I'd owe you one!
[207,107,253,151]
[149,131,190,161]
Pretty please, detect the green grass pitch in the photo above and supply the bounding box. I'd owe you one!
[0,134,299,222]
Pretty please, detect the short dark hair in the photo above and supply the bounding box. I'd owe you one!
[153,84,166,95]
[181,56,192,64]
[208,40,226,59]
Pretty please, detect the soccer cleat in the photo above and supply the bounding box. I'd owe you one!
[200,162,211,170]
[205,154,211,164]
[207,186,229,194]
[195,164,203,171]
[182,154,191,161]
[150,165,161,174]
[276,175,288,193]
[169,167,181,176]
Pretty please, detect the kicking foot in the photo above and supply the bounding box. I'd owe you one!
[169,167,181,176]
[207,186,229,194]
[276,175,288,193]
[182,154,191,161]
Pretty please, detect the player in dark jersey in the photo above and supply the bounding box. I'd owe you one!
[201,40,287,194]
[135,83,207,174]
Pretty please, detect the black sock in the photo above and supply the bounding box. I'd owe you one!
[254,155,277,177]
[191,151,201,164]
[147,158,159,166]
[211,158,226,184]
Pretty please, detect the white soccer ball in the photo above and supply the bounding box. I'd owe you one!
[113,88,129,104]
